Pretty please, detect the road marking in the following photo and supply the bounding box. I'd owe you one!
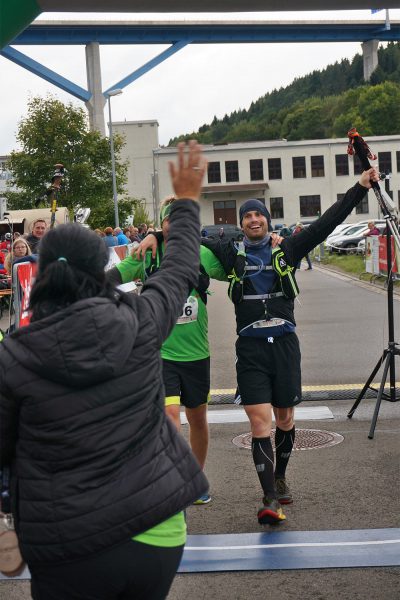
[210,383,400,395]
[181,406,333,424]
[185,539,400,550]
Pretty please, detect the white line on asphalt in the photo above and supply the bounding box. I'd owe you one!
[185,539,400,551]
[181,406,333,424]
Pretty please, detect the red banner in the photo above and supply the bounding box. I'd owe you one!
[379,235,398,275]
[17,262,37,327]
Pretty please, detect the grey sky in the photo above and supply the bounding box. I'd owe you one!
[0,9,398,154]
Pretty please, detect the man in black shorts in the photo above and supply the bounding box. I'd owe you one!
[203,167,379,525]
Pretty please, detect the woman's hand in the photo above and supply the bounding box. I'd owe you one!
[168,141,207,201]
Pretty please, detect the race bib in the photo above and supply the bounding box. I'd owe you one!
[176,295,198,324]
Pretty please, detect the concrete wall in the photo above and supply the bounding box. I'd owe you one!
[113,120,159,220]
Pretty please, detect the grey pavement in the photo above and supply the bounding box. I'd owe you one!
[1,265,400,599]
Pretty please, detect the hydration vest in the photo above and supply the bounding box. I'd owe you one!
[228,241,299,304]
[146,243,210,305]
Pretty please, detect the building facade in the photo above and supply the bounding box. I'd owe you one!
[152,136,400,229]
[0,156,12,195]
[113,120,159,220]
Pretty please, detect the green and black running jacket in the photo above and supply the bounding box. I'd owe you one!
[202,182,368,334]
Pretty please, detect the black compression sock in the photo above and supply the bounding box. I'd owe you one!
[251,436,276,499]
[274,425,295,479]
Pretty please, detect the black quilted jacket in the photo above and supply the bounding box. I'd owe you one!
[0,200,207,565]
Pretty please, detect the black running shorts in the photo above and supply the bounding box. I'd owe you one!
[235,333,302,408]
[162,357,210,409]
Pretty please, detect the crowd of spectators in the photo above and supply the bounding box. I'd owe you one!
[94,224,155,247]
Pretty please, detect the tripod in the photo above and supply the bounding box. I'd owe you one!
[347,187,400,438]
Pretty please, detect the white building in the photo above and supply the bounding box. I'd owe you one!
[113,120,159,220]
[0,156,12,194]
[114,121,400,228]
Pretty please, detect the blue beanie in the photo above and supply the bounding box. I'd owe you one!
[239,199,271,229]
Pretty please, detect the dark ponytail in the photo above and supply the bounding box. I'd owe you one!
[30,223,115,321]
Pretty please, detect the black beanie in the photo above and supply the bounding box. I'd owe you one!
[239,199,271,229]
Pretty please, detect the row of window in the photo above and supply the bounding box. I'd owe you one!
[236,190,400,221]
[207,151,400,184]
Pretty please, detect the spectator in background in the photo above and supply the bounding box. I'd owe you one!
[0,233,12,253]
[25,219,47,253]
[0,252,6,275]
[292,223,312,270]
[279,224,292,238]
[113,227,130,246]
[138,223,148,240]
[13,232,21,240]
[363,221,380,237]
[103,227,118,247]
[128,226,142,244]
[4,238,31,275]
[94,229,105,238]
[219,227,225,239]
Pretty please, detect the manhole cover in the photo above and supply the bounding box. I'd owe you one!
[232,428,344,451]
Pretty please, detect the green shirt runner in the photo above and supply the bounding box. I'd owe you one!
[116,244,228,362]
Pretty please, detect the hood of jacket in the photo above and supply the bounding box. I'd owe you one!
[1,295,138,388]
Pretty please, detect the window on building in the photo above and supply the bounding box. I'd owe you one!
[335,154,349,176]
[268,158,282,180]
[355,194,369,214]
[311,155,325,177]
[250,159,264,181]
[293,156,306,178]
[270,197,284,219]
[397,151,400,172]
[207,162,221,184]
[225,160,239,182]
[353,154,363,175]
[378,151,392,174]
[299,195,321,217]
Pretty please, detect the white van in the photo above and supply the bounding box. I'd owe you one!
[0,207,70,236]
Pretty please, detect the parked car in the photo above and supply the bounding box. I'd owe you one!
[201,224,242,241]
[326,220,385,246]
[327,222,386,254]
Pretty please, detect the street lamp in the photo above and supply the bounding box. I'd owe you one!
[106,88,123,228]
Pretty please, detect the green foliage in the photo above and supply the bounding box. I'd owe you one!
[132,200,150,226]
[5,95,128,223]
[169,42,400,145]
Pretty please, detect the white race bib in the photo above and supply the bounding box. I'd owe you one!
[176,295,198,324]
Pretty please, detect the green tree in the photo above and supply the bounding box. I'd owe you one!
[5,95,129,227]
[133,200,150,226]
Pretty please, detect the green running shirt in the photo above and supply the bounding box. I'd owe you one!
[132,511,186,548]
[116,244,227,362]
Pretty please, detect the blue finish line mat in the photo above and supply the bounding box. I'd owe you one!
[179,529,400,572]
[1,529,399,580]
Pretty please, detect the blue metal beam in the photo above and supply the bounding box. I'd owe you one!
[0,46,91,102]
[13,22,400,46]
[104,39,191,95]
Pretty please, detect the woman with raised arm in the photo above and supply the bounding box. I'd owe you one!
[0,142,208,600]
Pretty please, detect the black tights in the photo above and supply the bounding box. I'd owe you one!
[30,539,184,600]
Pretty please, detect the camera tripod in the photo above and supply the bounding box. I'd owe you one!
[346,130,400,438]
[347,221,400,438]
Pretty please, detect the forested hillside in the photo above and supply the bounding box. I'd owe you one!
[169,42,400,145]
